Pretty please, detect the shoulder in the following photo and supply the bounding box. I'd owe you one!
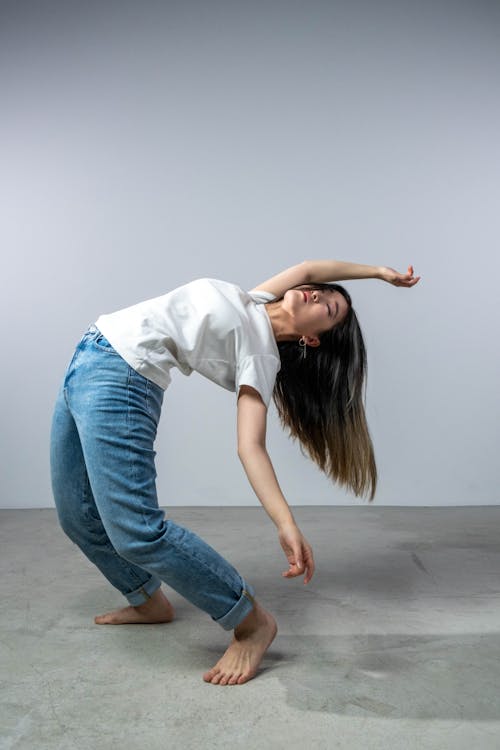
[247,288,277,304]
[190,278,277,304]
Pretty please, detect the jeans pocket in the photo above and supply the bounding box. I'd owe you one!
[92,332,119,355]
[145,376,164,416]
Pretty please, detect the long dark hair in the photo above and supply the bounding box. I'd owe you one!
[272,283,377,500]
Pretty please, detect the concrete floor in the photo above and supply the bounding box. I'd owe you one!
[1,506,500,750]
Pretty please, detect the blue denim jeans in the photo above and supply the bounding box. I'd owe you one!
[50,325,255,630]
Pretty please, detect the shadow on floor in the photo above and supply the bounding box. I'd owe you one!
[276,632,500,720]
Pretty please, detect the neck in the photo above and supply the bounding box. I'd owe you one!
[265,301,299,343]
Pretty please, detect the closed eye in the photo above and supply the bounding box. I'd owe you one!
[327,301,339,318]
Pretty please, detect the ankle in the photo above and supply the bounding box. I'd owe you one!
[234,602,265,638]
[136,588,162,610]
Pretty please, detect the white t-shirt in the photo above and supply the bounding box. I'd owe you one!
[95,278,281,406]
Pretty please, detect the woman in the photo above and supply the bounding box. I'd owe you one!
[50,259,420,686]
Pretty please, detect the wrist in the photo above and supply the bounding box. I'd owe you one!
[276,514,297,533]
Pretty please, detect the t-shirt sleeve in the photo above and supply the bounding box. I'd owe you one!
[235,355,280,407]
[248,289,277,303]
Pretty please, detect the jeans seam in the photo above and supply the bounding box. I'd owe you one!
[172,527,242,596]
[82,478,150,591]
[241,589,255,606]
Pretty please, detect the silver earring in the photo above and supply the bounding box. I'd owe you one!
[299,336,307,359]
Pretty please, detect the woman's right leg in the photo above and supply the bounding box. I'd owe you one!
[50,381,171,620]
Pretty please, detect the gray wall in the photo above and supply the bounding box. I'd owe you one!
[1,0,499,508]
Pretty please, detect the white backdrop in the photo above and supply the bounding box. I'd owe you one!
[1,0,499,508]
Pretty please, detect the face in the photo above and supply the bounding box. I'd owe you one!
[282,286,350,343]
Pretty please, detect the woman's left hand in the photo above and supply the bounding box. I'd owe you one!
[378,265,421,287]
[278,522,315,584]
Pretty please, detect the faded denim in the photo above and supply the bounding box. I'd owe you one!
[50,325,255,630]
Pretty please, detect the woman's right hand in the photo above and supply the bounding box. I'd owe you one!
[278,522,315,584]
[378,265,421,287]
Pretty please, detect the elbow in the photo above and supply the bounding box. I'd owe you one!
[237,441,266,462]
[300,260,313,284]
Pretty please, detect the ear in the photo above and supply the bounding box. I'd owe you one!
[304,336,321,348]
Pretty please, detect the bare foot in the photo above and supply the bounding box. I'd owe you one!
[203,600,277,685]
[94,588,174,625]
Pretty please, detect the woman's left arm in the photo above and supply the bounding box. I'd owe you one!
[304,260,421,287]
[251,260,420,298]
[236,386,296,530]
[236,385,315,584]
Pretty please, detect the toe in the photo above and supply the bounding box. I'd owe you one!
[203,669,218,683]
[237,671,254,685]
[227,673,240,685]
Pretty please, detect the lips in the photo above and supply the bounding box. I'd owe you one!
[303,291,308,302]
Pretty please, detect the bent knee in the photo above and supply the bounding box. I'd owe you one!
[111,524,167,565]
[56,504,103,542]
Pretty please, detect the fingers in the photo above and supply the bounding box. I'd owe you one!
[403,275,421,286]
[279,526,315,583]
[406,265,421,283]
[281,544,315,583]
[394,265,420,287]
[281,548,304,578]
[303,547,315,584]
[281,560,315,582]
[282,564,301,578]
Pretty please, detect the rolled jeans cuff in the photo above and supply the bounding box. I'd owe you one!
[125,575,162,606]
[214,581,256,631]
